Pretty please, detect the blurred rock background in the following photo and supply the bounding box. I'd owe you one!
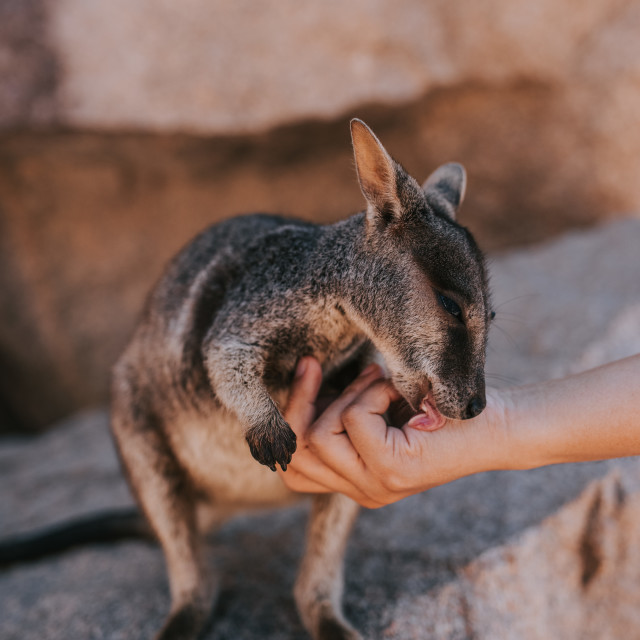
[2,0,640,432]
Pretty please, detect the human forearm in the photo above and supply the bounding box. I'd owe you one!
[501,355,640,471]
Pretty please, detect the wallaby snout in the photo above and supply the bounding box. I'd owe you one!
[427,389,486,422]
[390,367,487,423]
[458,375,487,420]
[422,364,487,421]
[464,393,486,419]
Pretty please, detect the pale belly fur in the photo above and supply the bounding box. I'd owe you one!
[167,403,300,509]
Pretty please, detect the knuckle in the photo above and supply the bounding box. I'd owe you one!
[380,471,405,494]
[341,402,362,429]
[307,428,323,449]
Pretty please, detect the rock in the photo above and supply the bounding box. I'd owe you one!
[5,0,640,224]
[1,0,636,140]
[0,0,57,128]
[1,219,639,639]
[388,468,640,640]
[485,218,640,386]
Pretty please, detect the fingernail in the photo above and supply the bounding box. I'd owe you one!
[295,359,308,379]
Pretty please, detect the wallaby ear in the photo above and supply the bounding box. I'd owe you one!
[351,119,401,226]
[422,163,467,220]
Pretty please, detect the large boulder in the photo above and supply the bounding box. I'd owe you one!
[1,219,639,639]
[5,0,640,224]
[5,0,640,223]
[2,0,638,139]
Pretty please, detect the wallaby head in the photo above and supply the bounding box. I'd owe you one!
[349,119,492,422]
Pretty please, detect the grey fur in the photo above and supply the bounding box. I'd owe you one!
[110,119,492,640]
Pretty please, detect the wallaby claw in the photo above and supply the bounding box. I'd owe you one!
[246,419,297,470]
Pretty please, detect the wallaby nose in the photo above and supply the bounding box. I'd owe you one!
[465,395,486,419]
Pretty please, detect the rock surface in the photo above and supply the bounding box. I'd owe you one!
[5,0,640,219]
[1,0,637,138]
[1,218,639,639]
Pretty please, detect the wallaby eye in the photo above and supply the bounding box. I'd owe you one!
[436,292,462,319]
[490,310,496,320]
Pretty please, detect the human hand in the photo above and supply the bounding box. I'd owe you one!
[280,357,510,508]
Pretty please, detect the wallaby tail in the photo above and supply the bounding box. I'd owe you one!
[0,507,153,567]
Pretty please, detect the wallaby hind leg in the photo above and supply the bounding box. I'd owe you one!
[294,493,362,640]
[111,401,213,640]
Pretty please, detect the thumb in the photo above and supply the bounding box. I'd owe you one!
[284,357,324,436]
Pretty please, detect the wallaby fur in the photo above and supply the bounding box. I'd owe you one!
[57,120,493,640]
[107,119,493,639]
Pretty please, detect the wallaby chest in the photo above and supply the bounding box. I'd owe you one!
[167,406,297,508]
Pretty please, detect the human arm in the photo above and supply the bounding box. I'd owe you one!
[280,355,640,508]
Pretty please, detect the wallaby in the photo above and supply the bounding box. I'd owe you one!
[1,120,492,640]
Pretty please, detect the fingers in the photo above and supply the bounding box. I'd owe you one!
[284,357,324,437]
[281,358,394,507]
[276,465,332,494]
[340,379,403,460]
[303,377,412,502]
[311,363,386,434]
[297,364,388,484]
[284,358,383,435]
[309,378,401,469]
[278,456,381,506]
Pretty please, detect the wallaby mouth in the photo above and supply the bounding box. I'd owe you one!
[407,392,446,431]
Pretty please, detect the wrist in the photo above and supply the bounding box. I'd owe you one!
[432,391,517,481]
[476,387,523,472]
[498,383,558,471]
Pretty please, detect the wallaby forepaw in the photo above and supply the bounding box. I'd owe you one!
[246,417,297,471]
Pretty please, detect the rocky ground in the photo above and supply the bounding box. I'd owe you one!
[1,218,639,639]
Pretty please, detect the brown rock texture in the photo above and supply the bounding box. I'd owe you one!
[3,0,640,223]
[0,0,57,127]
[5,0,640,221]
[23,0,640,140]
